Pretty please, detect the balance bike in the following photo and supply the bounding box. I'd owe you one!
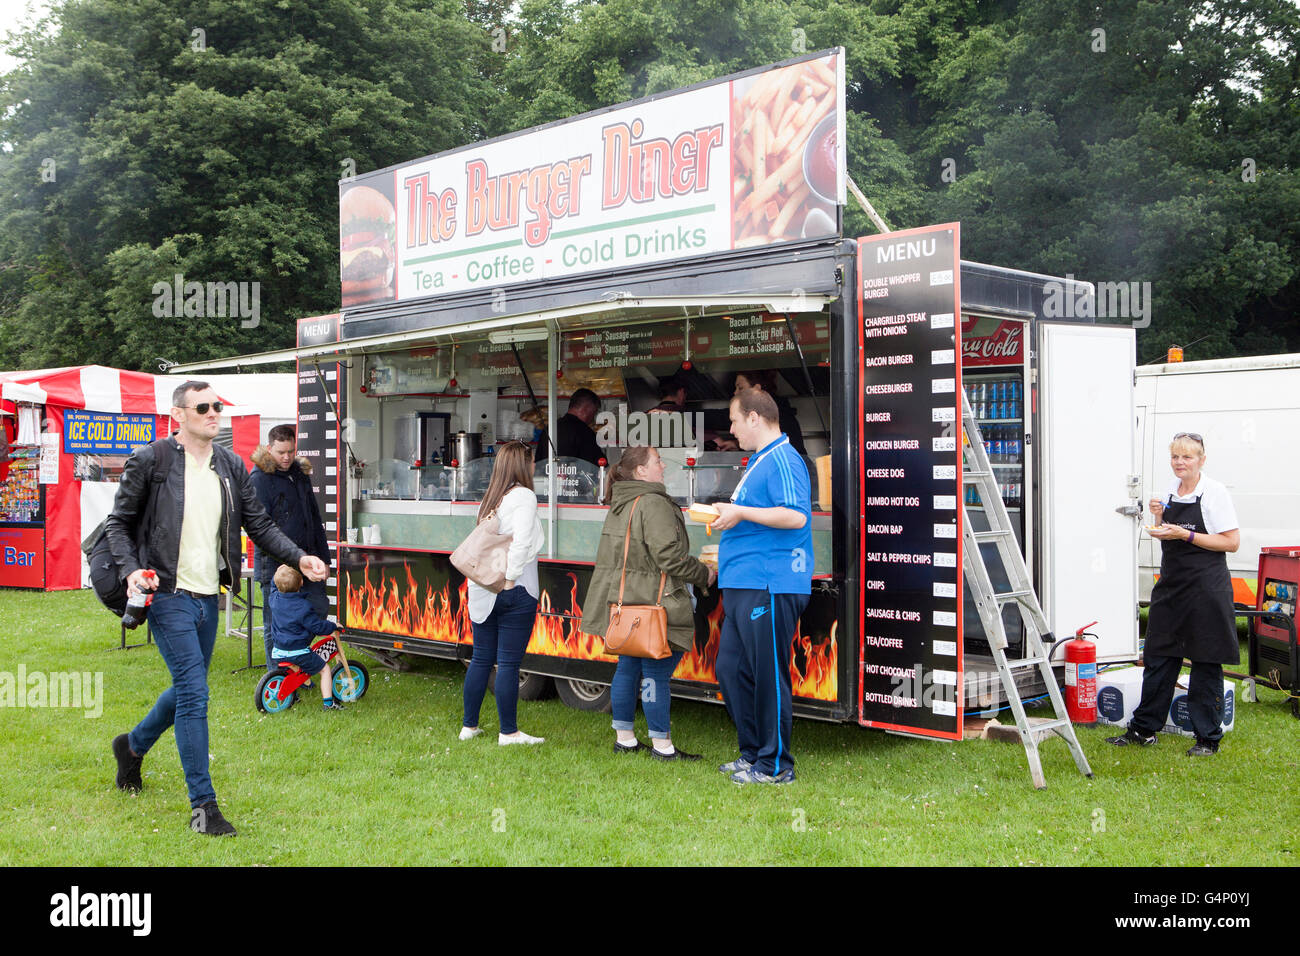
[255,634,369,714]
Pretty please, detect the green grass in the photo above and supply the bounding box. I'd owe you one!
[1,588,1297,865]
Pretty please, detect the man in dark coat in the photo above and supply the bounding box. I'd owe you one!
[249,425,332,672]
[533,388,602,467]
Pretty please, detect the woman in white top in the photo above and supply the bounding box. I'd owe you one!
[460,441,546,745]
[1107,431,1240,756]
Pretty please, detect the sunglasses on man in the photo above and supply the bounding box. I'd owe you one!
[180,402,224,415]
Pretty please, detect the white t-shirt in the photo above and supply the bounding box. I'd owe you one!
[1162,473,1239,534]
[467,486,544,624]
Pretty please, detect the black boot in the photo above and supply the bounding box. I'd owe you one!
[111,734,143,792]
[190,801,237,837]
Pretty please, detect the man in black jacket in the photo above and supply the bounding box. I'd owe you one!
[533,388,602,467]
[106,381,328,837]
[249,424,331,672]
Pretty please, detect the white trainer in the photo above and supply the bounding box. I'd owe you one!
[498,731,545,745]
[458,726,483,741]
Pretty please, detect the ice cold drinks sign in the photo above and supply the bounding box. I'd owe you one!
[63,411,155,455]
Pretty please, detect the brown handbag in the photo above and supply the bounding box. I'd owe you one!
[602,496,671,659]
[449,509,512,592]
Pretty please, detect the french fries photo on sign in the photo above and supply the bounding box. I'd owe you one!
[730,51,845,248]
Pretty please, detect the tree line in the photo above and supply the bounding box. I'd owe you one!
[0,0,1295,370]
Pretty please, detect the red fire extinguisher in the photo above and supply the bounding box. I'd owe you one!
[1059,621,1098,724]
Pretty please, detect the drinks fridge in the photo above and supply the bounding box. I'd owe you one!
[961,315,1030,653]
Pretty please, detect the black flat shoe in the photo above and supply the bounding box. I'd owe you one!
[1105,728,1157,747]
[650,746,702,762]
[613,740,647,755]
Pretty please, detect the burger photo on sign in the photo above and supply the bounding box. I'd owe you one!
[339,185,397,308]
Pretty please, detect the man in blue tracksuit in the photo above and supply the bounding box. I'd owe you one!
[711,389,812,785]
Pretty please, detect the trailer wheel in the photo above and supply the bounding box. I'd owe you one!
[487,668,556,701]
[555,678,611,713]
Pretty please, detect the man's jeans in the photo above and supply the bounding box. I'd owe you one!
[129,591,220,808]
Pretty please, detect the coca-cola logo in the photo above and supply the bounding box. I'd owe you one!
[962,323,1022,364]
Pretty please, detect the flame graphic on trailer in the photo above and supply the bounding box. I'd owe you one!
[342,555,837,701]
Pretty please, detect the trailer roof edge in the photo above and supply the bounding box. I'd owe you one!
[165,293,836,373]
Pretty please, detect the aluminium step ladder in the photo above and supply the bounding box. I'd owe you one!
[961,392,1093,789]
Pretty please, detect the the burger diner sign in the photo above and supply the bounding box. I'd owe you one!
[339,49,845,309]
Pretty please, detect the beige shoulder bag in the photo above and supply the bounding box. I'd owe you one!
[450,507,513,592]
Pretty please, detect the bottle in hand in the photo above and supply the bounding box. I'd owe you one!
[122,570,158,629]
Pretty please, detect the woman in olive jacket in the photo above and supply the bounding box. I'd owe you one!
[583,446,716,761]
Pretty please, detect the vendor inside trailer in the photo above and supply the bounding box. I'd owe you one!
[340,302,844,712]
[345,308,833,572]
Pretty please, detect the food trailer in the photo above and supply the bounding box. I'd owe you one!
[178,50,1141,739]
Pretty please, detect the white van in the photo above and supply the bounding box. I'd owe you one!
[1136,353,1300,604]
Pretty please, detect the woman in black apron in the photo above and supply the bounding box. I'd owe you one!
[1108,432,1240,755]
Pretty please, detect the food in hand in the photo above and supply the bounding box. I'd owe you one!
[689,502,720,536]
[688,503,719,522]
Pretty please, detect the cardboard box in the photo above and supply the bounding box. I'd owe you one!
[1096,666,1235,737]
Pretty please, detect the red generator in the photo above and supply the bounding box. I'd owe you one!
[1247,547,1300,715]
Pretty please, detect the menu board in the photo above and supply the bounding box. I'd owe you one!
[297,314,345,612]
[364,339,550,396]
[856,224,963,739]
[558,313,829,374]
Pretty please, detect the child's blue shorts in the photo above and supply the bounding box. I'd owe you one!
[273,648,327,676]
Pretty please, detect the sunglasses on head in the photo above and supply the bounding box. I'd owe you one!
[1173,431,1203,447]
[182,402,224,415]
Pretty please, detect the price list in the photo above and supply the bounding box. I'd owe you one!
[555,314,830,373]
[297,314,345,612]
[856,224,963,739]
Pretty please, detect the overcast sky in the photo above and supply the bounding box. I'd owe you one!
[0,0,53,73]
